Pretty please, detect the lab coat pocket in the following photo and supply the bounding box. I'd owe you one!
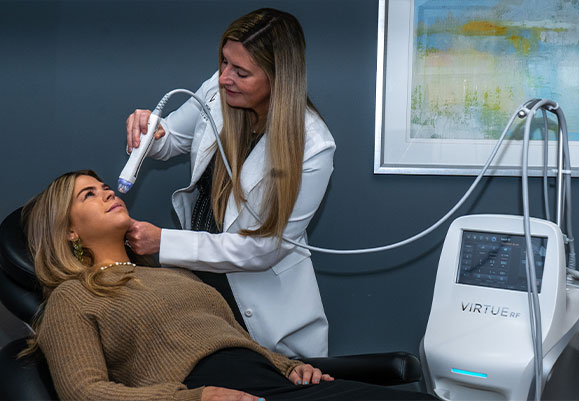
[271,247,311,275]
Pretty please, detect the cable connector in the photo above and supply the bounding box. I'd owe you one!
[518,107,531,119]
[518,99,542,118]
[562,233,570,244]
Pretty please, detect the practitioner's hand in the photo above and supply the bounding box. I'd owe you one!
[201,386,265,401]
[289,364,334,385]
[125,218,161,255]
[125,109,166,153]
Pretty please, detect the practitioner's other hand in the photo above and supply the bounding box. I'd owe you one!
[201,386,265,401]
[125,218,161,255]
[289,364,334,385]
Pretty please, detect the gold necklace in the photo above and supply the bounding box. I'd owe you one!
[98,261,136,271]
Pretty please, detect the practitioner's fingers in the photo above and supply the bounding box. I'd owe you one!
[153,125,166,139]
[124,218,161,255]
[125,109,152,152]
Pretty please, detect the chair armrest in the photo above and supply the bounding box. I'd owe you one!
[0,338,58,401]
[300,351,422,386]
[0,339,421,400]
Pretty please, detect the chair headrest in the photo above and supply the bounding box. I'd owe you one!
[0,208,38,291]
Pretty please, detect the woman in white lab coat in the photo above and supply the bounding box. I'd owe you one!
[124,8,335,358]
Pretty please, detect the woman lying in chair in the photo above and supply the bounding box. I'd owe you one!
[19,170,435,401]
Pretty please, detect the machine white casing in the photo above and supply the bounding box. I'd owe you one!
[421,214,579,401]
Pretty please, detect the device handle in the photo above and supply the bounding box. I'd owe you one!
[118,113,160,193]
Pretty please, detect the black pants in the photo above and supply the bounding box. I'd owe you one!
[184,348,436,401]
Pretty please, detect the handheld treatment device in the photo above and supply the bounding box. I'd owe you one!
[420,214,579,400]
[117,89,219,195]
[118,111,161,193]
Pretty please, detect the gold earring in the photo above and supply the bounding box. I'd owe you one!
[72,238,84,261]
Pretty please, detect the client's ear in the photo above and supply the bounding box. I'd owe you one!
[67,229,78,242]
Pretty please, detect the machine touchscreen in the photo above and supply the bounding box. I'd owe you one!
[457,230,547,292]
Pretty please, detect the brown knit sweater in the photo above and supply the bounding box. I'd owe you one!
[37,266,302,401]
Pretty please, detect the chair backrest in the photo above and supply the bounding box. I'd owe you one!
[0,208,43,324]
[0,338,59,400]
[0,208,58,401]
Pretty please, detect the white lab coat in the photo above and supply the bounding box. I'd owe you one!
[149,72,335,358]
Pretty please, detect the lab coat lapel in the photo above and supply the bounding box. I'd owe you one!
[191,125,218,186]
[223,135,267,232]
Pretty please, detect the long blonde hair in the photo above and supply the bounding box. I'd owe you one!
[212,8,317,238]
[19,170,146,356]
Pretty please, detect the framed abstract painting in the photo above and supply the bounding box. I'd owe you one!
[374,0,579,175]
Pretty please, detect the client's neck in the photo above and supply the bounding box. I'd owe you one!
[90,238,131,268]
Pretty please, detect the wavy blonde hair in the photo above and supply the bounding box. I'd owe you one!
[19,170,148,356]
[212,8,318,238]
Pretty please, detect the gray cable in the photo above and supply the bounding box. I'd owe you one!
[542,109,550,221]
[159,92,576,271]
[163,93,525,254]
[518,99,577,401]
[521,100,553,401]
[556,107,576,271]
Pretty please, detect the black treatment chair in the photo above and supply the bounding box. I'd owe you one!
[0,207,422,400]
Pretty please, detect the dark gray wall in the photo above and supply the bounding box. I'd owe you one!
[0,0,574,357]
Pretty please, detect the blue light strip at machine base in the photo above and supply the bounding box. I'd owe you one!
[451,368,488,379]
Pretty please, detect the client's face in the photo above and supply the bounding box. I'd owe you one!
[68,175,130,244]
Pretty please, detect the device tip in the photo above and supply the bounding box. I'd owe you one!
[117,179,133,194]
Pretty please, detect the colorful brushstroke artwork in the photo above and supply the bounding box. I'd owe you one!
[410,0,579,141]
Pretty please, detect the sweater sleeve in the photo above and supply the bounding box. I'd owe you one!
[264,348,304,378]
[38,288,204,401]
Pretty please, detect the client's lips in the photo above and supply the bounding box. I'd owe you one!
[107,203,123,212]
